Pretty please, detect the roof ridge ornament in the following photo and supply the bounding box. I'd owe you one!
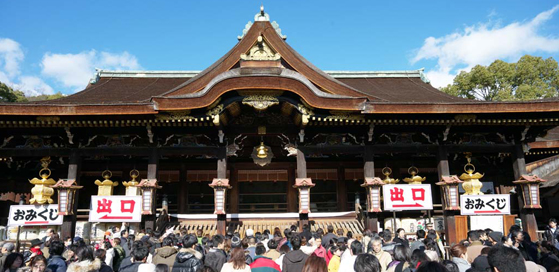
[240,35,281,61]
[238,6,287,41]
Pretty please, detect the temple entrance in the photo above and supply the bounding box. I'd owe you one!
[237,170,288,213]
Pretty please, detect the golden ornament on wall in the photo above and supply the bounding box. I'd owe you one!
[382,167,399,184]
[94,170,118,196]
[460,156,484,195]
[29,159,56,204]
[403,166,426,184]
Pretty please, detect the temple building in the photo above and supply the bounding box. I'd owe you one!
[1,8,559,244]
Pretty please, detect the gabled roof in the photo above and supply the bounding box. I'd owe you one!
[1,8,559,116]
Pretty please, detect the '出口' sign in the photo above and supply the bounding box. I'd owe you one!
[460,194,510,215]
[8,204,63,226]
[383,184,433,211]
[89,195,142,222]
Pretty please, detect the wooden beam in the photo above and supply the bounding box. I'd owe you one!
[0,146,223,157]
[287,164,298,212]
[178,163,187,214]
[61,150,80,240]
[229,165,239,213]
[217,148,227,179]
[337,166,348,212]
[144,149,158,231]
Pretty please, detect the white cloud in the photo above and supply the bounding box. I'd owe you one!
[0,38,55,96]
[412,5,559,88]
[0,38,24,78]
[41,50,141,90]
[15,76,54,96]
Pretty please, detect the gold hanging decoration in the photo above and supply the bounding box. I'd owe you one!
[382,167,399,184]
[403,166,426,184]
[460,156,484,195]
[122,169,140,196]
[94,170,118,196]
[29,157,56,204]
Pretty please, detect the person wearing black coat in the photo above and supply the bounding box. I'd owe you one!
[172,235,203,272]
[204,235,227,272]
[282,235,308,272]
[544,218,559,246]
[47,241,67,272]
[119,245,150,272]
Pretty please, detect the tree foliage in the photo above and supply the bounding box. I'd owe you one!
[0,81,65,102]
[440,55,559,101]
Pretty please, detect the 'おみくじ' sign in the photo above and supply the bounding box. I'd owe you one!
[89,195,142,222]
[383,184,433,211]
[8,204,63,227]
[460,194,510,215]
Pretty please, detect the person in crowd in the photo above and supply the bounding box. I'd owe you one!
[196,230,204,246]
[221,248,250,272]
[510,229,536,263]
[153,237,178,271]
[300,225,312,244]
[313,235,326,259]
[65,245,79,266]
[387,245,410,272]
[25,239,44,264]
[415,261,447,272]
[3,253,24,272]
[173,235,203,272]
[0,243,15,269]
[441,260,459,272]
[282,235,308,272]
[407,250,429,272]
[206,235,227,272]
[539,241,559,271]
[380,230,397,256]
[274,245,289,270]
[29,255,49,272]
[120,230,130,258]
[67,246,101,272]
[392,229,409,249]
[471,247,491,272]
[368,238,392,271]
[322,226,337,248]
[301,255,327,272]
[47,241,67,272]
[327,246,343,272]
[487,245,526,272]
[488,232,503,246]
[339,241,362,272]
[156,264,169,272]
[95,249,114,272]
[249,243,280,272]
[112,238,125,271]
[544,218,559,246]
[354,253,381,272]
[449,244,470,272]
[41,229,55,249]
[410,230,426,253]
[101,240,114,269]
[246,238,257,260]
[120,244,155,272]
[466,231,487,263]
[264,240,280,261]
[299,236,316,256]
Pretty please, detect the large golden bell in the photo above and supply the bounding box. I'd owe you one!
[403,167,426,184]
[256,142,268,159]
[94,170,118,196]
[29,168,56,204]
[460,161,484,195]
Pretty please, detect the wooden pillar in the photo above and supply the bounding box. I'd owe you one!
[287,165,297,212]
[216,148,227,235]
[178,163,188,214]
[337,166,348,211]
[229,165,239,214]
[61,150,80,240]
[144,149,158,231]
[363,146,378,232]
[437,145,459,245]
[296,149,309,227]
[512,140,537,239]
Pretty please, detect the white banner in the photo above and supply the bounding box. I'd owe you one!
[8,204,63,227]
[89,196,142,223]
[382,184,433,211]
[460,194,510,215]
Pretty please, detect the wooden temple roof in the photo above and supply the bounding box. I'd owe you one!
[1,15,559,116]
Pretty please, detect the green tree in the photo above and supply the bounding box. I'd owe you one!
[441,55,559,101]
[26,92,65,101]
[0,82,27,102]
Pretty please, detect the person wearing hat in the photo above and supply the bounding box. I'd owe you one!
[0,242,15,269]
[488,232,504,246]
[24,239,44,264]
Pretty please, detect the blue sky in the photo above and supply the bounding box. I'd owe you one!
[1,0,558,95]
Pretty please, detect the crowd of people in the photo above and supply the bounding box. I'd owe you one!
[2,219,559,272]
